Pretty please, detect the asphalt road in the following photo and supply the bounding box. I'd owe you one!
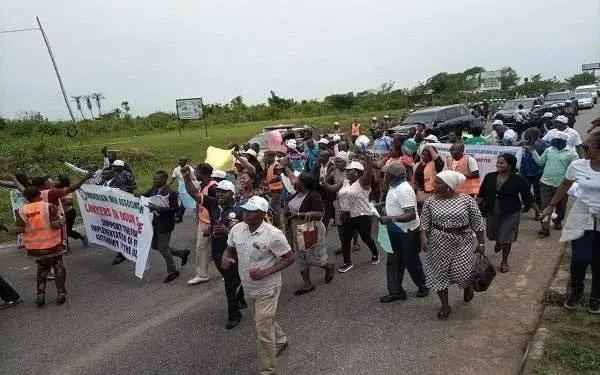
[1,105,598,375]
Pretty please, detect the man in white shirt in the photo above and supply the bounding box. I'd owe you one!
[542,115,583,158]
[378,162,428,303]
[222,196,295,375]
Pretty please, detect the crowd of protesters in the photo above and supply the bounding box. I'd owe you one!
[1,111,599,375]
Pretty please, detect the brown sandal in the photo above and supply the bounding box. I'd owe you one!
[437,307,452,320]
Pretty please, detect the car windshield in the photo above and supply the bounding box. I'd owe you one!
[575,92,592,98]
[402,111,436,125]
[545,93,569,101]
[575,88,595,94]
[502,100,534,110]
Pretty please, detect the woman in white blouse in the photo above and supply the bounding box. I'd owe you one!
[333,156,379,273]
[541,130,600,314]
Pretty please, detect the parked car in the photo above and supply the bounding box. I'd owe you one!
[575,92,594,109]
[492,97,542,126]
[247,124,318,151]
[544,91,578,115]
[389,104,473,137]
[574,84,598,104]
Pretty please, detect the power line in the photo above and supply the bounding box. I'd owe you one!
[0,27,40,34]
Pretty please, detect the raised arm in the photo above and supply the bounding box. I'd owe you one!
[180,166,201,202]
[66,171,95,194]
[359,155,374,189]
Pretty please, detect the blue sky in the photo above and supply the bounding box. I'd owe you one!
[1,0,599,120]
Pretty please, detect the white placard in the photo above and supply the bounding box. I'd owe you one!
[76,184,154,278]
[176,98,203,120]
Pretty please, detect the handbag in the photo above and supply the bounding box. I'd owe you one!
[471,252,497,292]
[295,213,319,251]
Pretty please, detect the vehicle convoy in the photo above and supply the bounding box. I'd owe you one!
[575,92,594,109]
[389,104,473,137]
[574,84,599,104]
[544,91,578,116]
[248,124,318,151]
[492,97,542,127]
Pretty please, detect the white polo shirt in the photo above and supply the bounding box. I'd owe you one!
[227,221,291,295]
[385,181,420,232]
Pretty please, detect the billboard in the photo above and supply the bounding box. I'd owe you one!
[479,70,502,91]
[582,63,600,71]
[176,98,203,120]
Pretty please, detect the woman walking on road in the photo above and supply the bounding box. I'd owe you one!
[413,145,444,210]
[336,156,380,273]
[420,171,486,320]
[478,153,539,273]
[285,172,334,295]
[540,131,600,314]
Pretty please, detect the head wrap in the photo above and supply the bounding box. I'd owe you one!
[436,170,466,191]
[401,138,418,156]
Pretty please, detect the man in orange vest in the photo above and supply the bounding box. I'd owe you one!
[350,120,361,145]
[14,186,67,307]
[183,163,218,285]
[446,143,480,196]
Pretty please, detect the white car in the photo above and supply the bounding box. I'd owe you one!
[575,92,594,109]
[575,84,598,104]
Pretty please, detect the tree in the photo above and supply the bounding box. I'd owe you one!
[90,92,105,115]
[267,91,295,110]
[71,95,86,120]
[230,95,245,108]
[500,66,520,90]
[565,72,597,88]
[121,101,131,120]
[324,92,356,110]
[463,66,485,79]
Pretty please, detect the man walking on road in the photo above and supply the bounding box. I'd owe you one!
[144,171,190,283]
[222,196,295,375]
[379,162,429,303]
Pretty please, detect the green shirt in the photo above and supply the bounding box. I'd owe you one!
[534,147,578,187]
[464,136,487,145]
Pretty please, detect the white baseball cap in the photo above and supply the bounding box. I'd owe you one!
[211,170,227,179]
[285,139,297,149]
[372,117,377,121]
[503,129,517,141]
[240,196,269,213]
[492,119,504,126]
[333,121,339,126]
[216,180,236,193]
[318,138,330,145]
[423,134,439,142]
[345,161,365,171]
[554,115,569,124]
[542,112,554,118]
[112,160,125,167]
[550,104,558,108]
[332,134,341,142]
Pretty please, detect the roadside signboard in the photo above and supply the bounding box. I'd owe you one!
[479,70,502,91]
[582,63,600,72]
[176,98,203,120]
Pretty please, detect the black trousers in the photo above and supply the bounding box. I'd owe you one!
[570,230,600,300]
[386,229,427,295]
[341,215,379,264]
[214,259,245,320]
[0,275,20,302]
[64,209,83,240]
[523,174,542,207]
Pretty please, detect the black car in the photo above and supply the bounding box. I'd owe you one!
[389,104,474,137]
[493,97,542,126]
[544,91,578,116]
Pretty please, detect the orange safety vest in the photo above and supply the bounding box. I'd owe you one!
[40,189,68,246]
[351,123,361,136]
[446,156,480,195]
[266,164,283,193]
[196,180,217,224]
[18,201,62,251]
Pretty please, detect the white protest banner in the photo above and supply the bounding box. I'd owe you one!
[76,184,153,278]
[427,143,523,182]
[9,189,26,247]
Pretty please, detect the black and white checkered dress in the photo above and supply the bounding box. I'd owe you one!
[420,194,485,291]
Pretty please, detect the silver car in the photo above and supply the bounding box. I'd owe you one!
[575,92,594,109]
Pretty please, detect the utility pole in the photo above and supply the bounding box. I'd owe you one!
[36,16,76,122]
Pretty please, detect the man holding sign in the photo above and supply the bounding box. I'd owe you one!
[143,171,191,283]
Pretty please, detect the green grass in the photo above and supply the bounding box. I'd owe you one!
[536,311,600,374]
[0,109,405,243]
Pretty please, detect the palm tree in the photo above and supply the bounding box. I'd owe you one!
[71,95,86,120]
[91,92,105,115]
[85,95,94,119]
